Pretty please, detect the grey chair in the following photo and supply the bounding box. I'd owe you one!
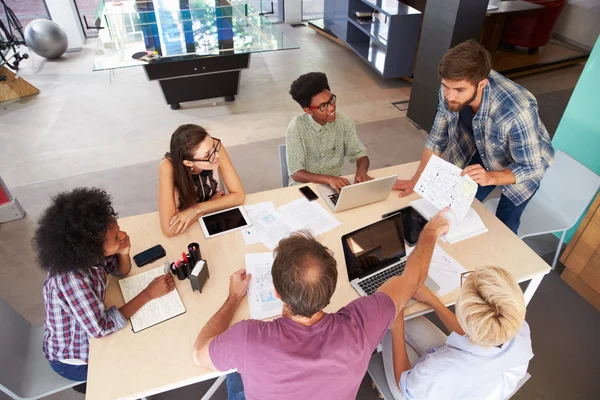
[0,297,82,400]
[278,144,288,188]
[367,351,531,400]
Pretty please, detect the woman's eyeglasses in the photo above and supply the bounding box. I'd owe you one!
[309,94,337,112]
[189,138,222,164]
[460,271,473,287]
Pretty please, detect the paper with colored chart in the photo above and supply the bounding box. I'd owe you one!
[245,252,283,320]
[414,155,477,221]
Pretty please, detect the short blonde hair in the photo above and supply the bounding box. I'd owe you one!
[456,266,525,347]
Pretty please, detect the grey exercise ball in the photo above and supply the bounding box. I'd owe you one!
[24,19,68,60]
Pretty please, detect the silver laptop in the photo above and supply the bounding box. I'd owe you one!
[341,212,440,304]
[317,174,399,212]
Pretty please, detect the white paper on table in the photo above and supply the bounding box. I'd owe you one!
[278,198,341,236]
[118,266,186,333]
[245,252,283,320]
[414,155,477,221]
[242,202,301,250]
[406,244,468,297]
[241,202,273,245]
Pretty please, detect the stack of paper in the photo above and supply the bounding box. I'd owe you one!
[414,155,478,221]
[406,244,468,297]
[278,198,341,236]
[245,252,283,320]
[411,198,487,244]
[242,202,302,250]
[118,266,186,333]
[242,199,341,250]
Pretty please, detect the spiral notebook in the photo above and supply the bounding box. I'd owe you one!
[118,266,186,333]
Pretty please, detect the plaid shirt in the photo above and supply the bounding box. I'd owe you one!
[426,70,555,206]
[42,255,128,363]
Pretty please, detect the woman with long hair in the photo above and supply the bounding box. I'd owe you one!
[158,124,245,236]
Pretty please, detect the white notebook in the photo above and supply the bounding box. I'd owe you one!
[411,198,488,244]
[118,266,186,333]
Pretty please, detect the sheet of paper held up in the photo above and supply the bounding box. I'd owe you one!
[278,198,341,236]
[242,202,302,250]
[118,266,186,333]
[414,155,478,221]
[246,252,283,320]
[406,244,468,297]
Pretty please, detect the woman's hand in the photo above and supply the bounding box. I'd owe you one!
[169,206,201,235]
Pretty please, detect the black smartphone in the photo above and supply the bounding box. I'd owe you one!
[133,245,166,267]
[299,186,318,201]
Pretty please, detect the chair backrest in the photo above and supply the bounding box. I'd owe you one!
[535,150,600,228]
[0,297,32,395]
[278,144,288,188]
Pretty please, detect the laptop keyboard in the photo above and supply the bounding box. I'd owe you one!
[329,193,340,205]
[357,261,406,295]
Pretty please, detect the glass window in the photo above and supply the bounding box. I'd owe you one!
[302,0,323,21]
[74,0,106,38]
[0,0,50,31]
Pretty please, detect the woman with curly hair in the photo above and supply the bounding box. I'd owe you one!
[34,187,175,384]
[158,124,245,236]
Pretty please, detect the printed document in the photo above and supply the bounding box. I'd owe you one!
[246,252,283,320]
[407,244,468,297]
[278,198,341,236]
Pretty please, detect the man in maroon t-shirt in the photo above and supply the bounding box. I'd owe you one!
[192,210,449,400]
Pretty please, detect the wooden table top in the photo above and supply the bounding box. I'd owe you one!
[86,162,550,400]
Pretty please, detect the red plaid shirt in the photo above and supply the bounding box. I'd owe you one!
[42,255,128,363]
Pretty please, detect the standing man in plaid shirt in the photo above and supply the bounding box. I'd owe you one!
[33,187,175,390]
[395,40,554,234]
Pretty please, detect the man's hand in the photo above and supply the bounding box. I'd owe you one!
[170,206,200,235]
[413,285,438,305]
[423,207,451,237]
[393,178,417,197]
[118,233,131,255]
[144,274,176,300]
[229,269,251,303]
[327,176,351,192]
[354,171,374,184]
[462,164,494,186]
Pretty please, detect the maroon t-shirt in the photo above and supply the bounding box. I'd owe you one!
[209,292,396,399]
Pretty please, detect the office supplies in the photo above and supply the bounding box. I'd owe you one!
[190,260,210,293]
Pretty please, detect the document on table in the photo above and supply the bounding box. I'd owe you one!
[278,198,341,236]
[118,266,186,333]
[246,252,283,320]
[407,244,468,297]
[242,202,302,250]
[414,155,478,221]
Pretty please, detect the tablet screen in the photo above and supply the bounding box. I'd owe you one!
[202,207,249,236]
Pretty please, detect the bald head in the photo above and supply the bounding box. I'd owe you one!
[272,231,338,318]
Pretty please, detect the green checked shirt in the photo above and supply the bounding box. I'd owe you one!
[286,112,367,186]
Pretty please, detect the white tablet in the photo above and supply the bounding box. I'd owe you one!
[199,206,251,238]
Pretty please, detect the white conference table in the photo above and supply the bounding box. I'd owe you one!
[86,162,551,400]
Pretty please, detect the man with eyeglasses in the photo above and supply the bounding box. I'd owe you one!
[286,72,373,191]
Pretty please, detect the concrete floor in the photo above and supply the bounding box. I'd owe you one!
[0,23,595,400]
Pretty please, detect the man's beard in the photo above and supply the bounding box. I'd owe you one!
[446,88,477,112]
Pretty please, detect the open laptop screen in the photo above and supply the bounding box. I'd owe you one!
[342,213,407,281]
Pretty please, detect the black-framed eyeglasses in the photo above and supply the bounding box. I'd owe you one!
[189,138,222,164]
[309,94,337,112]
[460,271,473,287]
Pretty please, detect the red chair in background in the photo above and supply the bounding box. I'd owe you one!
[501,0,567,53]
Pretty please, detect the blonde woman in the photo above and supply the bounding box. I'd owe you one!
[383,266,533,400]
